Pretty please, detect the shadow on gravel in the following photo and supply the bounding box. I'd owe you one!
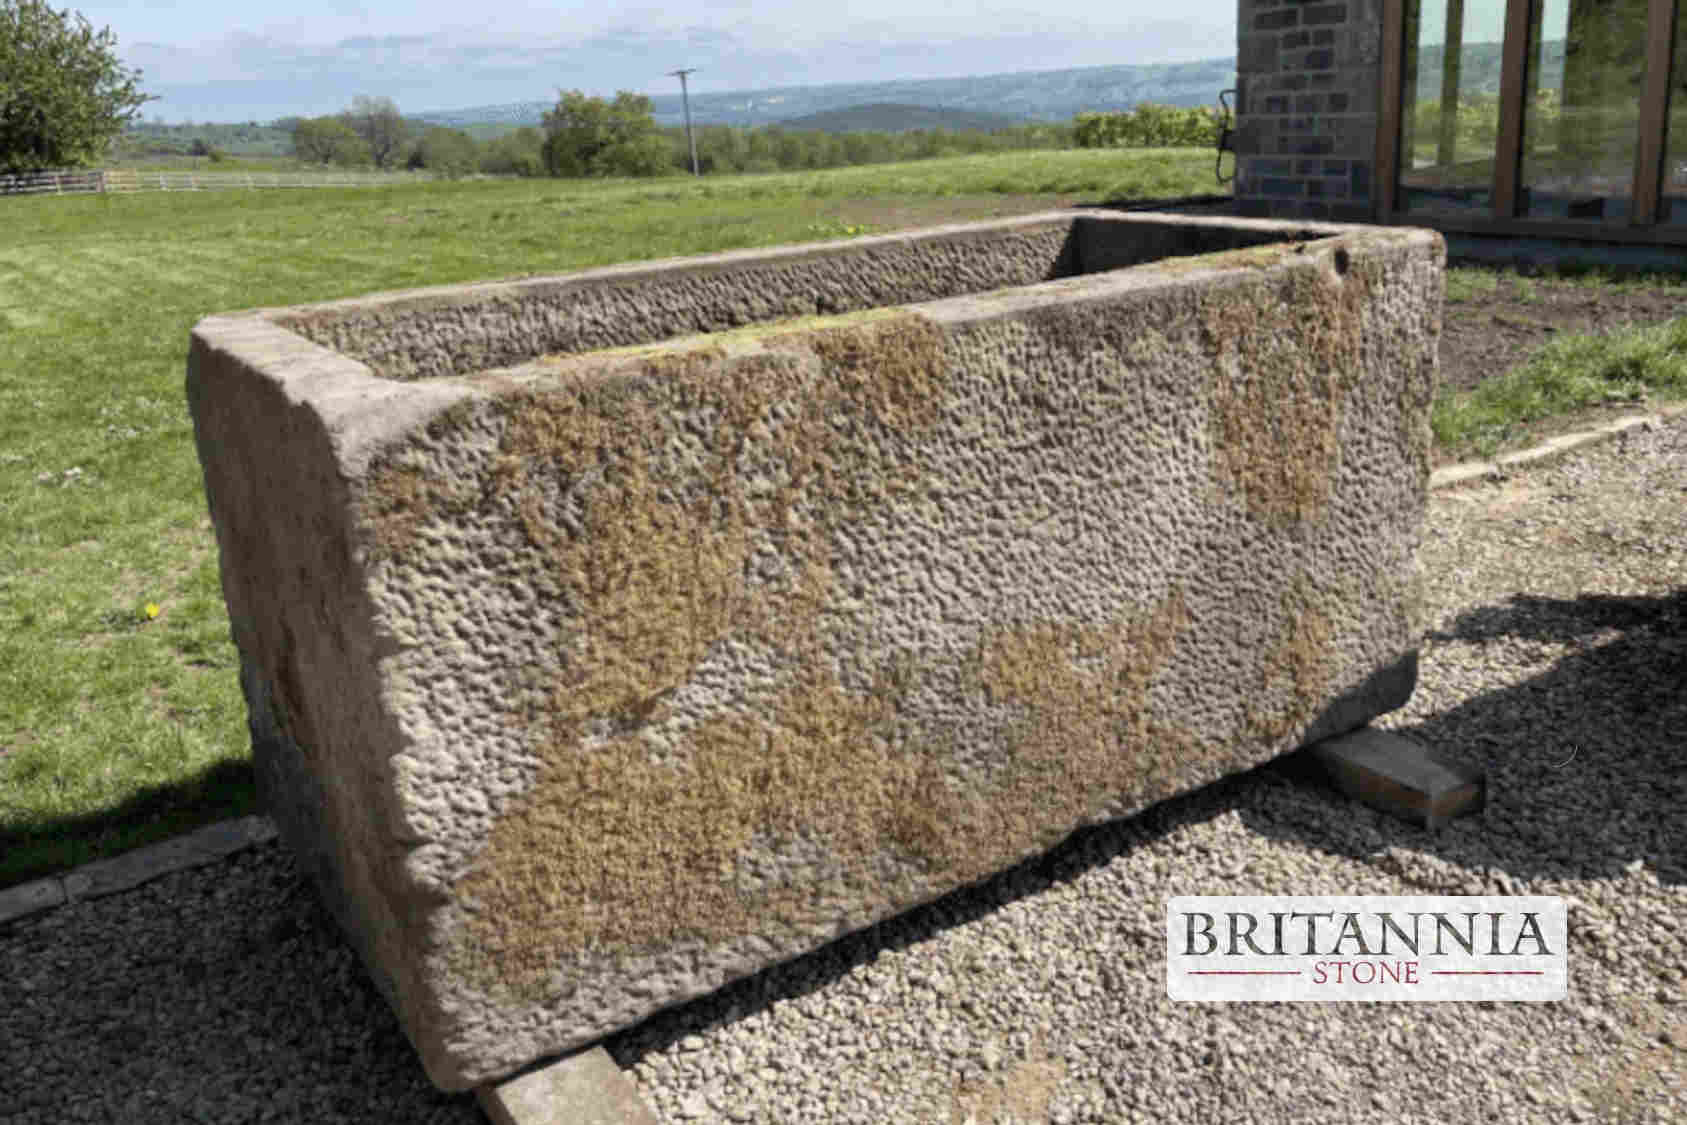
[0,841,484,1124]
[1424,589,1684,646]
[1241,586,1687,889]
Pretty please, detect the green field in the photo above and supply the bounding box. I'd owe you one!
[0,148,1223,887]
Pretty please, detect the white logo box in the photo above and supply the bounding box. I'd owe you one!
[1166,896,1567,1002]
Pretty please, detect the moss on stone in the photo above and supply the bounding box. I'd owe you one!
[445,314,953,996]
[437,308,1206,1001]
[1201,251,1369,528]
[1244,576,1337,741]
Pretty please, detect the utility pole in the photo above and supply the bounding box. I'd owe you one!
[669,68,699,176]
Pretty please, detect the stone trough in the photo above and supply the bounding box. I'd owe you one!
[186,210,1443,1091]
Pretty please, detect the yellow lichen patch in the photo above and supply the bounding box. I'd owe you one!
[449,661,941,993]
[1244,576,1336,743]
[788,316,949,434]
[895,588,1200,881]
[439,311,1214,1000]
[1202,254,1369,528]
[871,589,1200,890]
[936,587,1198,871]
[489,355,763,722]
[449,588,1197,1001]
[446,314,963,995]
[1151,241,1300,278]
[361,464,431,559]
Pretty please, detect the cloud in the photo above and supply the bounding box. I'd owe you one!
[124,17,1234,123]
[336,34,432,49]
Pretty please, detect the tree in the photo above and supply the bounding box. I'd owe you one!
[291,116,367,165]
[407,126,479,178]
[690,124,745,174]
[480,126,544,177]
[0,0,153,172]
[342,95,407,169]
[541,90,671,178]
[742,128,778,173]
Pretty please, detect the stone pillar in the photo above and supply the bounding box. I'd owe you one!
[1235,0,1387,221]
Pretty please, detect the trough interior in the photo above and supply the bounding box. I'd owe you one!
[276,214,1336,383]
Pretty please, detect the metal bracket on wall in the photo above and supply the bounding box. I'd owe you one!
[1215,88,1236,186]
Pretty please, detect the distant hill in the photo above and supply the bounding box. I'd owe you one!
[771,103,1026,133]
[413,57,1238,132]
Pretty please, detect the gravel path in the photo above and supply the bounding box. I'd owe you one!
[3,415,1683,1124]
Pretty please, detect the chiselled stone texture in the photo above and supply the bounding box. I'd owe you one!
[187,212,1443,1091]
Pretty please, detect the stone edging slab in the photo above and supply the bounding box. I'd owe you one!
[0,815,277,928]
[5,403,1681,933]
[1429,403,1687,490]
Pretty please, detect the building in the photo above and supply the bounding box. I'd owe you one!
[1234,0,1687,252]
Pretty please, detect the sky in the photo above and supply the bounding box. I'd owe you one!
[67,2,1239,124]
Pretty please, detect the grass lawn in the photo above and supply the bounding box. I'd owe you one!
[1434,269,1687,457]
[1432,318,1687,455]
[0,147,1221,887]
[3,145,1682,890]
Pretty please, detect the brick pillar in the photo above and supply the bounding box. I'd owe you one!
[1234,0,1386,221]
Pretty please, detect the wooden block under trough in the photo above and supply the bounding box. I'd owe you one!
[476,1046,660,1125]
[1288,727,1486,830]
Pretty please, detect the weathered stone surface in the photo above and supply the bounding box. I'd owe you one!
[186,211,1443,1090]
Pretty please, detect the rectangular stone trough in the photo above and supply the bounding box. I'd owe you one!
[186,211,1443,1091]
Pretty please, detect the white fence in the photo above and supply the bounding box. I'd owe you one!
[0,169,104,195]
[0,168,432,196]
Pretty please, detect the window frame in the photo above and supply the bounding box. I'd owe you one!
[1377,0,1687,241]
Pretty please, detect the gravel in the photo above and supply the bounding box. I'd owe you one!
[3,414,1684,1124]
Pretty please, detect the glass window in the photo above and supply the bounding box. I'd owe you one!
[1661,1,1687,222]
[1400,0,1510,214]
[1519,0,1651,222]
